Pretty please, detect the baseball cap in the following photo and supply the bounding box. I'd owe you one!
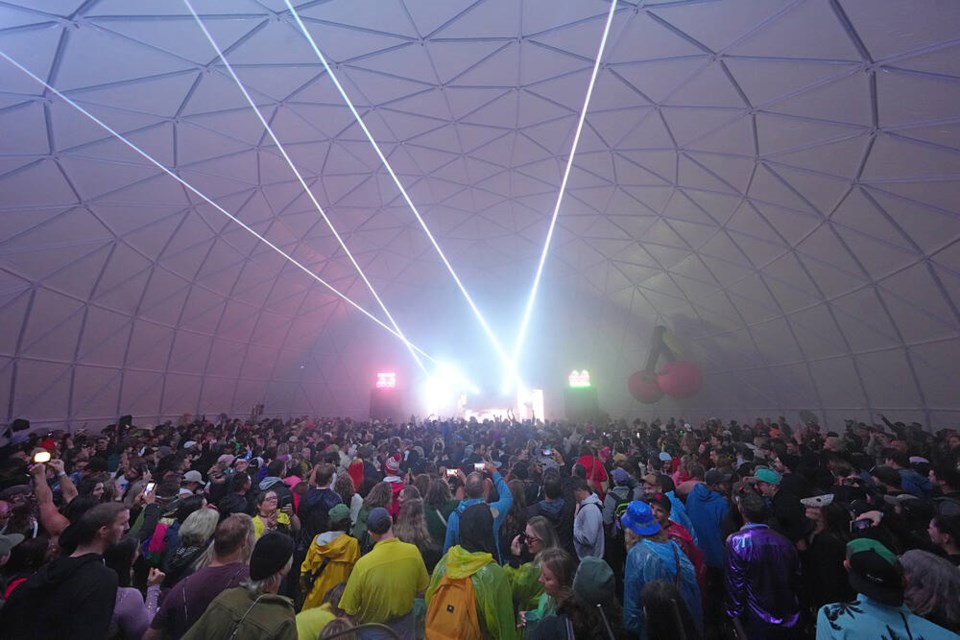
[751,467,781,486]
[620,500,660,536]
[366,507,392,535]
[800,494,835,508]
[846,538,904,606]
[658,452,673,462]
[183,470,203,483]
[612,468,630,485]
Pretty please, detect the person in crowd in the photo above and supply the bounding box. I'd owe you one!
[218,470,255,516]
[646,493,705,589]
[526,469,575,557]
[816,539,954,639]
[394,496,442,573]
[443,460,512,563]
[519,546,578,634]
[801,494,855,613]
[498,478,528,568]
[748,467,809,547]
[0,502,128,639]
[900,549,960,634]
[300,504,359,611]
[299,463,342,557]
[162,506,218,588]
[103,535,164,640]
[334,473,363,525]
[297,582,347,640]
[620,500,702,639]
[642,579,702,640]
[351,481,392,554]
[572,476,604,560]
[928,513,960,565]
[528,556,627,640]
[725,491,802,639]
[179,470,204,497]
[505,515,560,613]
[254,488,300,539]
[339,507,429,640]
[383,454,405,517]
[146,513,255,640]
[182,532,296,640]
[425,503,515,639]
[424,477,459,548]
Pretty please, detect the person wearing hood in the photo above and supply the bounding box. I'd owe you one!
[300,504,359,611]
[443,460,513,563]
[572,476,604,560]
[0,502,129,640]
[677,478,729,570]
[425,503,516,639]
[620,501,702,640]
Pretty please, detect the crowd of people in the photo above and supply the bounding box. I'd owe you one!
[0,412,958,639]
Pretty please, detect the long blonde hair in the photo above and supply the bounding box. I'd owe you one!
[394,498,437,552]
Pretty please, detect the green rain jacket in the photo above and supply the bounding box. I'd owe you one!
[503,561,543,612]
[425,545,518,640]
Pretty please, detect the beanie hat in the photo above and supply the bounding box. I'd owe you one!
[573,557,616,606]
[385,455,401,476]
[328,504,351,527]
[249,533,294,581]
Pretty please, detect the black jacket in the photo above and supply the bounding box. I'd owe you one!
[0,552,118,640]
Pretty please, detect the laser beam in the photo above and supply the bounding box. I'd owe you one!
[506,0,619,387]
[283,0,514,375]
[0,47,437,365]
[185,0,427,375]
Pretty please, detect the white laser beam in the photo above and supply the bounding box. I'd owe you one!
[185,0,427,375]
[0,47,437,365]
[507,0,619,384]
[283,0,513,374]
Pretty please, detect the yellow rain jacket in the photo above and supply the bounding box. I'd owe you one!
[300,531,360,611]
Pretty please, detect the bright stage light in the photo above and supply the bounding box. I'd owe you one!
[375,372,397,389]
[507,0,619,387]
[568,370,592,388]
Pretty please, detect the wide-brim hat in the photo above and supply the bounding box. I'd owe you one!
[620,500,660,536]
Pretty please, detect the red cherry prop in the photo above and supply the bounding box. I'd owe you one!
[629,370,663,404]
[657,361,703,398]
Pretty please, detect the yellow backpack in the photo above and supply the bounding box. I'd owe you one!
[425,574,481,640]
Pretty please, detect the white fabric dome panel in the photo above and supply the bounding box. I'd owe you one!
[0,0,958,429]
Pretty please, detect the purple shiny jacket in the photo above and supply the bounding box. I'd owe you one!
[725,523,801,630]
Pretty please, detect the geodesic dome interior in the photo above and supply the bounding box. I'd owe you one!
[1,0,959,429]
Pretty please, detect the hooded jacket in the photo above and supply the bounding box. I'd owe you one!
[684,483,729,568]
[300,531,360,611]
[0,553,119,640]
[443,471,513,562]
[425,545,516,640]
[573,493,605,560]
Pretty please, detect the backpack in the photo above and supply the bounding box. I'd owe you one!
[605,490,631,539]
[425,574,481,640]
